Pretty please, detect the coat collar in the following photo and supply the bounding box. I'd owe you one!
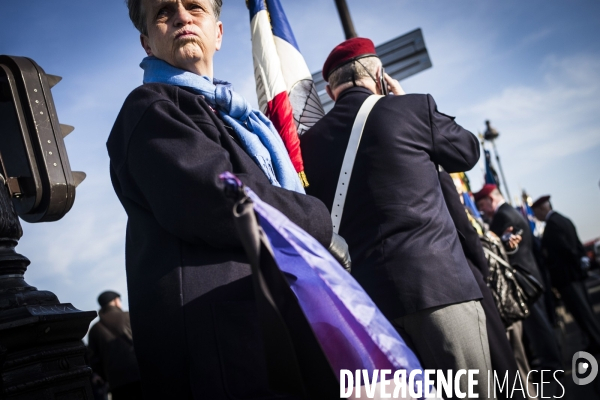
[336,86,374,103]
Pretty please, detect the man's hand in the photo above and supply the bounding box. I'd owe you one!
[384,73,405,95]
[501,226,522,251]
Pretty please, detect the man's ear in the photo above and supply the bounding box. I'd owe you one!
[140,34,154,56]
[215,21,224,52]
[326,85,335,101]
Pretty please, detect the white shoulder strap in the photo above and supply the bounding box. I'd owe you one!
[331,94,384,233]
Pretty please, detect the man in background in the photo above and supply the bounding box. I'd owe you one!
[88,291,142,400]
[475,185,563,382]
[532,195,600,353]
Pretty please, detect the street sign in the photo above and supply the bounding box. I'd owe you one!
[312,28,432,113]
[0,55,85,222]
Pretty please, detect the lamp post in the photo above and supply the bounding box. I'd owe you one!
[483,120,512,205]
[0,55,96,399]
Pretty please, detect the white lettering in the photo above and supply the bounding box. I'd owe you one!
[540,370,551,398]
[424,370,436,399]
[393,370,406,399]
[340,370,353,398]
[527,370,539,398]
[437,369,453,398]
[409,370,423,398]
[380,370,391,398]
[363,369,378,398]
[511,370,525,398]
[553,370,565,398]
[494,370,509,397]
[455,370,466,399]
[468,370,479,398]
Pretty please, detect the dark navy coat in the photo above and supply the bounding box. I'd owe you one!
[300,87,482,319]
[107,83,332,399]
[489,203,544,284]
[542,211,586,289]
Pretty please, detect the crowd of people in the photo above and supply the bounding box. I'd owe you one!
[87,0,597,398]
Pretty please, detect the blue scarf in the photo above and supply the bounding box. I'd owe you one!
[140,56,304,194]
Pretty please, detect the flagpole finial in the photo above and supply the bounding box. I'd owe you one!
[483,120,499,141]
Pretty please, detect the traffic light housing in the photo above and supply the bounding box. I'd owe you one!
[0,55,85,222]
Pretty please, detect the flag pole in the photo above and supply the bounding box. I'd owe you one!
[334,0,358,39]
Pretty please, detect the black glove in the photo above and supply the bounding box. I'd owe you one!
[328,232,351,273]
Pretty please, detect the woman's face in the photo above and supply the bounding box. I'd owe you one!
[141,0,223,77]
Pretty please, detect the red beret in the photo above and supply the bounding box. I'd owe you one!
[531,195,551,209]
[473,184,497,203]
[322,37,377,81]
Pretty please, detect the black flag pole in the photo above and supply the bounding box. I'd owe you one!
[334,0,358,39]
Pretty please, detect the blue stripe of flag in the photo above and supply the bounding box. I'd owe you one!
[265,0,300,52]
[248,0,267,20]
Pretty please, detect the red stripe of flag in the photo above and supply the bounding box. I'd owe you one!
[265,91,304,174]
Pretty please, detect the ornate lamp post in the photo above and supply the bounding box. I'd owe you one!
[0,55,96,398]
[483,120,512,205]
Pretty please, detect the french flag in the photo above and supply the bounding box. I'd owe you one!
[247,0,325,187]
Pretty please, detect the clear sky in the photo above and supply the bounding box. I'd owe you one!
[1,0,599,315]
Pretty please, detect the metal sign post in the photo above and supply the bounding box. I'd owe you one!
[334,0,358,39]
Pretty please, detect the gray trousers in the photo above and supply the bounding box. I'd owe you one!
[507,321,536,399]
[393,300,495,400]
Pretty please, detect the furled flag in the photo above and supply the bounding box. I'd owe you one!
[484,149,500,188]
[451,172,483,223]
[247,0,326,187]
[519,191,539,237]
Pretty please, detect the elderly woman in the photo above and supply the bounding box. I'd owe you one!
[107,1,336,398]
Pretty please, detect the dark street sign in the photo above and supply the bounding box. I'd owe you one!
[312,28,432,112]
[0,55,85,222]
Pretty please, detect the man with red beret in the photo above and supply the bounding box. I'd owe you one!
[474,185,563,380]
[531,195,600,353]
[301,37,492,398]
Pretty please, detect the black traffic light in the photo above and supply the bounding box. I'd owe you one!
[0,55,85,222]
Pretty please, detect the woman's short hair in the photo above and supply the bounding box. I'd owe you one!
[127,0,223,35]
[328,56,381,90]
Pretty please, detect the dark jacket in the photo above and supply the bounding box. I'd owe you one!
[87,306,140,390]
[107,83,332,399]
[489,203,544,284]
[301,87,482,319]
[542,211,586,289]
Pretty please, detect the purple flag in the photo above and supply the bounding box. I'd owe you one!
[220,172,428,397]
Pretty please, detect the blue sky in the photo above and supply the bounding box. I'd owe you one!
[1,0,599,315]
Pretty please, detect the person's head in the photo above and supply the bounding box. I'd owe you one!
[322,38,385,101]
[127,0,223,77]
[474,184,504,221]
[531,195,552,221]
[97,291,122,310]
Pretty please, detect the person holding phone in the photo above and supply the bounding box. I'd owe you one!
[301,37,493,399]
[475,184,563,388]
